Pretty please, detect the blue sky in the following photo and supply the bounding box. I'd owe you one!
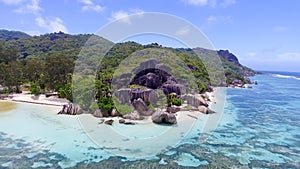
[0,0,299,72]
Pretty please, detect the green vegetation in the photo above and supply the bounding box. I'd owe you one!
[29,82,40,95]
[0,30,255,113]
[172,98,182,106]
[116,104,133,115]
[166,93,182,107]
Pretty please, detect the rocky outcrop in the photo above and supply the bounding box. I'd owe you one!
[123,111,144,120]
[114,88,159,105]
[217,50,241,66]
[130,89,158,103]
[93,109,103,118]
[151,109,177,124]
[132,98,153,116]
[198,106,215,114]
[104,119,114,125]
[162,83,183,95]
[182,94,208,107]
[166,106,181,113]
[114,88,131,105]
[111,109,121,117]
[130,59,182,95]
[58,103,83,115]
[119,119,125,124]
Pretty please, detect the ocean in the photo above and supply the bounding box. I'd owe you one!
[0,71,299,168]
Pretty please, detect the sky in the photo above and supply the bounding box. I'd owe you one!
[0,0,299,72]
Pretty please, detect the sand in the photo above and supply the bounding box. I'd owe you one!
[4,93,70,106]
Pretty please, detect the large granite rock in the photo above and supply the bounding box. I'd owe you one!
[58,103,83,115]
[198,106,215,114]
[166,106,181,113]
[114,88,159,105]
[151,109,177,124]
[123,111,144,120]
[93,109,103,118]
[132,98,153,116]
[182,94,208,107]
[111,109,121,117]
[162,83,183,95]
[130,89,155,103]
[114,88,131,105]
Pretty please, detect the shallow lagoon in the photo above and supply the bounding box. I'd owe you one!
[1,74,300,168]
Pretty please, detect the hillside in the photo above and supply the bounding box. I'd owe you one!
[0,30,256,111]
[0,29,31,41]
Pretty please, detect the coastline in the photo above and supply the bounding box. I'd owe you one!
[0,87,226,166]
[2,93,70,107]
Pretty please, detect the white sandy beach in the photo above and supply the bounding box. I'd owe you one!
[4,93,70,106]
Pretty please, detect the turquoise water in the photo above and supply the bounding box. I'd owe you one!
[1,72,300,168]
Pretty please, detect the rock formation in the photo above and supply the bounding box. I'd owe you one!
[182,94,208,107]
[198,106,215,114]
[151,109,177,124]
[58,103,83,115]
[123,111,144,120]
[93,109,103,118]
[132,98,151,115]
[104,119,114,125]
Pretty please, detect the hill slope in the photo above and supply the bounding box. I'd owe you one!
[0,30,31,40]
[0,30,256,95]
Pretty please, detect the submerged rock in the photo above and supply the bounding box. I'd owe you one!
[119,119,125,124]
[104,119,114,125]
[124,121,135,125]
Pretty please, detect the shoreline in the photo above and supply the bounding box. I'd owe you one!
[1,93,69,107]
[1,88,222,116]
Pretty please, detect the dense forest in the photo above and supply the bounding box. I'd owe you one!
[0,30,255,112]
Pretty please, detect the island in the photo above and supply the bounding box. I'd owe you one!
[0,30,257,125]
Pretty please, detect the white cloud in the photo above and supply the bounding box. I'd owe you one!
[247,52,257,57]
[79,0,93,5]
[24,30,42,36]
[110,9,144,24]
[277,52,300,61]
[13,0,42,14]
[35,17,68,33]
[182,0,235,7]
[183,0,208,6]
[0,0,24,5]
[206,15,231,23]
[220,0,236,7]
[273,26,288,32]
[78,0,105,12]
[175,26,190,36]
[82,5,104,12]
[207,15,217,21]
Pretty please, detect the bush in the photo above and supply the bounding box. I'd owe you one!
[172,98,182,106]
[58,83,72,102]
[116,104,133,115]
[0,88,8,94]
[89,101,99,111]
[98,97,114,112]
[30,82,40,95]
